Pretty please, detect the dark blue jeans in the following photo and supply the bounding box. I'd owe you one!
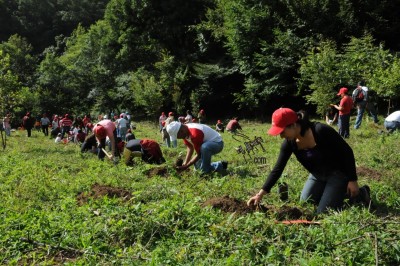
[194,141,224,173]
[300,171,348,214]
[338,114,350,138]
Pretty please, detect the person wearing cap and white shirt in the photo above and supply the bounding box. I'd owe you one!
[384,111,400,133]
[165,112,176,147]
[166,121,227,174]
[331,87,353,138]
[247,108,371,214]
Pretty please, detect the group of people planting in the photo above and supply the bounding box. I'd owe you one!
[5,96,395,215]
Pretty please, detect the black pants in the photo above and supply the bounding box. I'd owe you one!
[97,129,119,160]
[41,125,49,136]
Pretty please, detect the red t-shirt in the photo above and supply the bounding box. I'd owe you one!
[183,124,222,154]
[339,95,353,115]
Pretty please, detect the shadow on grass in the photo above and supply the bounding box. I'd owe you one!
[370,201,400,218]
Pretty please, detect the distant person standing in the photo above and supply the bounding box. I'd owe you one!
[3,113,11,137]
[352,82,378,129]
[22,112,34,137]
[40,113,51,136]
[117,114,128,141]
[50,115,61,138]
[185,110,193,124]
[384,111,400,133]
[60,114,73,139]
[165,112,176,147]
[331,87,353,138]
[159,112,167,131]
[197,109,206,124]
[83,115,91,133]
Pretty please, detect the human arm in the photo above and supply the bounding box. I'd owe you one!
[177,142,197,170]
[330,103,343,111]
[325,115,330,124]
[247,189,267,206]
[247,141,292,205]
[347,181,359,197]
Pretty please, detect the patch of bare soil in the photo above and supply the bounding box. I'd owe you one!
[145,166,168,177]
[201,195,304,220]
[357,166,381,181]
[76,183,132,206]
[275,206,303,221]
[175,158,183,167]
[52,249,80,263]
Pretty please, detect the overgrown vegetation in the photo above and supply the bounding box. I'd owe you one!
[1,1,400,118]
[1,120,399,264]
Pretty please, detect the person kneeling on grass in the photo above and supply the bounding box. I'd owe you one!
[166,121,227,174]
[247,108,371,214]
[226,117,242,134]
[123,139,165,166]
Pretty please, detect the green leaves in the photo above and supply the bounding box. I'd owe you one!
[298,35,400,116]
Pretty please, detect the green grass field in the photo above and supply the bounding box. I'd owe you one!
[0,119,399,265]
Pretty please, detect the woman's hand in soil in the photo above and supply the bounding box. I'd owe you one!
[247,189,266,206]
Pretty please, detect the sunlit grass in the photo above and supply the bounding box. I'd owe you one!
[0,120,399,265]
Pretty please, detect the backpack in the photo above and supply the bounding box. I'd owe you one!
[353,89,365,103]
[140,139,165,164]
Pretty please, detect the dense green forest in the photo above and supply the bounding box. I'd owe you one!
[1,0,400,121]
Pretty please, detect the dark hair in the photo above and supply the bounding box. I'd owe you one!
[296,110,312,136]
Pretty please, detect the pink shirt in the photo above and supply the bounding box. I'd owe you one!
[94,119,116,139]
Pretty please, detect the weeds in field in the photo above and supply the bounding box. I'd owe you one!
[0,120,399,264]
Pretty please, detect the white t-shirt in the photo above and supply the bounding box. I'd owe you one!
[117,118,128,129]
[385,111,400,122]
[185,114,192,123]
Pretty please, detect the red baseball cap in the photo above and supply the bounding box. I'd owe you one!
[337,87,348,95]
[268,108,298,136]
[93,125,107,139]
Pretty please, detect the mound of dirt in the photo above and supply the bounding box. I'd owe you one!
[356,166,381,181]
[76,183,132,206]
[275,206,303,221]
[202,196,304,219]
[145,166,168,178]
[175,158,183,167]
[201,195,268,215]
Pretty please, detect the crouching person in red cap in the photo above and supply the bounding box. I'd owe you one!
[247,108,371,214]
[93,119,119,161]
[166,121,227,174]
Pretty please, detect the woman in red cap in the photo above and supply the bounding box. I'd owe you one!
[247,107,370,214]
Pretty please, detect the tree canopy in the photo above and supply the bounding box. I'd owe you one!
[1,0,400,119]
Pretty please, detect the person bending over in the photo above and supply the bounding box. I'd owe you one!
[247,108,370,214]
[166,121,227,174]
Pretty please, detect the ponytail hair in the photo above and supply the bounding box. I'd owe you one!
[296,110,312,136]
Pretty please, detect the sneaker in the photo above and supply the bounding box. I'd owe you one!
[359,185,371,207]
[221,161,228,170]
